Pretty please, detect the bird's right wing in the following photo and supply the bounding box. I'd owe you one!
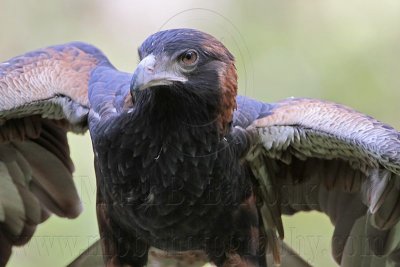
[0,42,115,265]
[234,97,400,266]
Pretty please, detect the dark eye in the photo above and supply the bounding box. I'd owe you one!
[180,50,198,66]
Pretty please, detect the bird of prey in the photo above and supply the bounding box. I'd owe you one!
[1,28,400,267]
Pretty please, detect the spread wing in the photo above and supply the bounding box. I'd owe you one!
[0,42,114,265]
[234,97,400,266]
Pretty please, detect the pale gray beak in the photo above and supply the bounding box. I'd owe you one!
[130,54,187,92]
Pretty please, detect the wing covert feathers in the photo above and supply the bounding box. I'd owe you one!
[0,42,111,128]
[252,98,400,175]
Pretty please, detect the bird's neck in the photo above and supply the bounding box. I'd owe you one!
[134,87,222,137]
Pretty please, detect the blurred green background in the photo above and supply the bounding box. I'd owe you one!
[1,0,400,266]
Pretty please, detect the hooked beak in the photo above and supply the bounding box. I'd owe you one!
[130,54,187,92]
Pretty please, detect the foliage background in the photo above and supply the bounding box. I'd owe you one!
[1,0,400,266]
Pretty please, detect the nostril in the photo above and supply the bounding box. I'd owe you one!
[145,66,154,73]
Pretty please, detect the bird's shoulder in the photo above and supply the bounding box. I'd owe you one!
[233,95,274,128]
[87,67,132,129]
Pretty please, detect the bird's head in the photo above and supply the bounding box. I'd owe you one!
[130,28,237,133]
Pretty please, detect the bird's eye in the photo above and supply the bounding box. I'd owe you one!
[180,50,198,66]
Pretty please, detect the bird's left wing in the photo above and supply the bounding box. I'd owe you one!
[0,42,116,265]
[234,97,400,266]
